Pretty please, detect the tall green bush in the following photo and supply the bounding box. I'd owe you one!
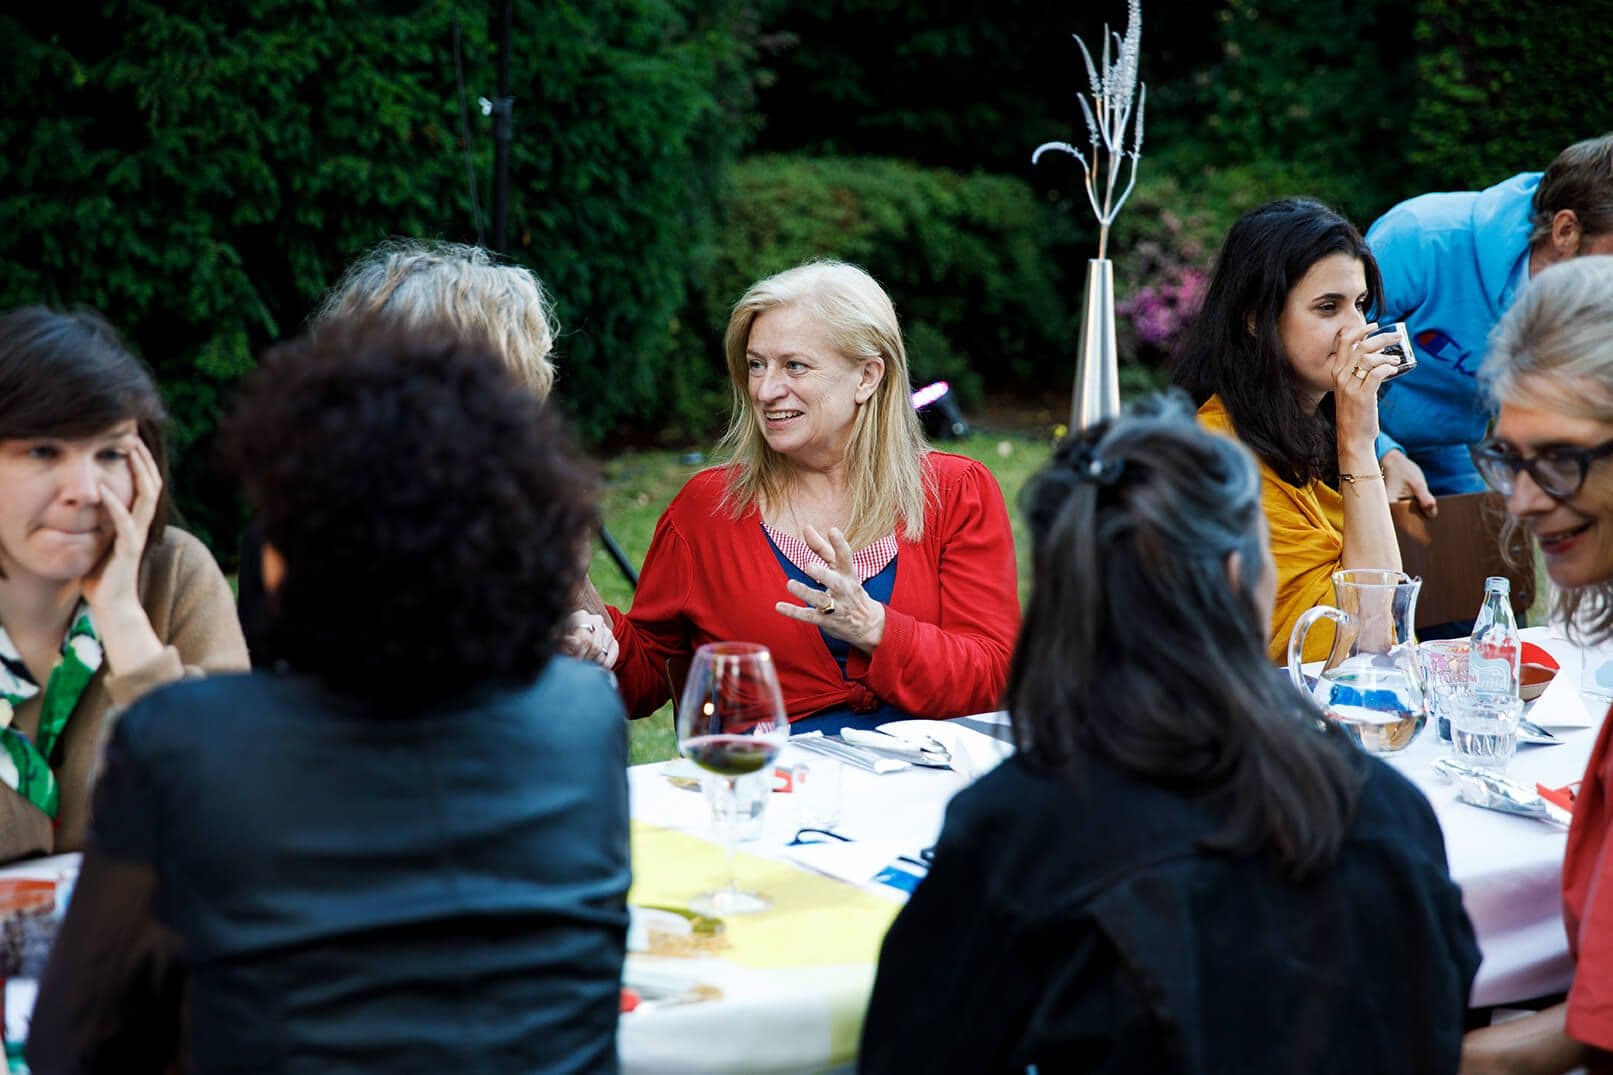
[702,154,1080,407]
[1145,0,1422,223]
[1408,0,1613,192]
[0,1,760,555]
[752,0,1220,181]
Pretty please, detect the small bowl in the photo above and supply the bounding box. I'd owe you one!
[1520,663,1557,702]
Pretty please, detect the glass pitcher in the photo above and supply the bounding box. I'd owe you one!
[1287,569,1427,754]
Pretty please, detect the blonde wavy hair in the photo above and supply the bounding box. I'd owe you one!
[315,240,558,399]
[717,260,930,547]
[1482,255,1613,642]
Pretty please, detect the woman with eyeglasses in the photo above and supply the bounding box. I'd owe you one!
[1461,256,1613,1075]
[1174,199,1405,662]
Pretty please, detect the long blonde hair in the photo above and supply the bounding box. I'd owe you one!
[1482,255,1613,641]
[717,261,929,546]
[316,239,558,399]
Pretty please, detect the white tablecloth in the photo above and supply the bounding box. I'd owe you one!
[623,637,1608,1074]
[1383,628,1605,1007]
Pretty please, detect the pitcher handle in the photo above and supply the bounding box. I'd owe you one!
[1288,605,1348,692]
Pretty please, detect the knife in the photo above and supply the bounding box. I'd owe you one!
[791,731,910,774]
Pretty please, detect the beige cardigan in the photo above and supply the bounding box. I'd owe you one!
[0,528,249,862]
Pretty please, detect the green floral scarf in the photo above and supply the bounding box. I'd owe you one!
[0,604,102,819]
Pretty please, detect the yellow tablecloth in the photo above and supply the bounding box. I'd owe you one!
[630,820,901,969]
[624,821,903,1070]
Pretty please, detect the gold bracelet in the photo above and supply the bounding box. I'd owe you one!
[1339,469,1385,485]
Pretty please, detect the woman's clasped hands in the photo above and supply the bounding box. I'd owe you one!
[774,525,886,653]
[561,610,618,669]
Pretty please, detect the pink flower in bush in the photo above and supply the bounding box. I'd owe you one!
[1118,266,1206,351]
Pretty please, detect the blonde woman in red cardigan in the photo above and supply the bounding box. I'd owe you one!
[599,261,1020,730]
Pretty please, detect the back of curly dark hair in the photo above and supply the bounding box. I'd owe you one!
[218,319,597,701]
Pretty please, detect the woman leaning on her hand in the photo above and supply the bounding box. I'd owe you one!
[1174,198,1405,662]
[600,260,1020,731]
[0,307,247,862]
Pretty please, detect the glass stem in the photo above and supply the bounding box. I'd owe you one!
[723,776,739,895]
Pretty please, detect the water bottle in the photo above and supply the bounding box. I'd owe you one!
[1469,576,1522,701]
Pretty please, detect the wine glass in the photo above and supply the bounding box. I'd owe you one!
[676,641,788,915]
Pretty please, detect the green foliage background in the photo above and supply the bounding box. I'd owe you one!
[0,0,762,554]
[706,155,1082,406]
[2,0,1609,557]
[1408,0,1613,190]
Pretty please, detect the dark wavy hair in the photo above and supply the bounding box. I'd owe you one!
[1007,392,1363,878]
[217,319,598,701]
[1172,198,1383,488]
[0,306,172,561]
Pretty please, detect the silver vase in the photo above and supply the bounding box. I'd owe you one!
[1072,258,1121,430]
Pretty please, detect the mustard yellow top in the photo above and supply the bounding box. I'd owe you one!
[1197,395,1343,664]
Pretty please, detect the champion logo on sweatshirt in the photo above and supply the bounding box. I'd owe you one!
[1413,328,1477,374]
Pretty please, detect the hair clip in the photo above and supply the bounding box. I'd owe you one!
[1069,442,1125,486]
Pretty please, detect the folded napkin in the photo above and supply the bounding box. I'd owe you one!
[1527,666,1596,729]
[879,719,1013,782]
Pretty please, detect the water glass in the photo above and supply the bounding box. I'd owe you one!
[1418,639,1471,744]
[796,759,844,829]
[1449,692,1523,770]
[1580,646,1613,705]
[703,768,770,843]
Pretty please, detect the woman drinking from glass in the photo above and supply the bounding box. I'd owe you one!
[1460,255,1613,1074]
[0,307,247,863]
[861,394,1479,1073]
[1174,199,1404,661]
[602,260,1020,730]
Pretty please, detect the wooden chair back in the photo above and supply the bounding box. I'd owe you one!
[1391,492,1534,630]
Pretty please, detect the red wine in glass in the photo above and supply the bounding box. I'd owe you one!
[681,735,780,777]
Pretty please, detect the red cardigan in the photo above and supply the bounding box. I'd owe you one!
[607,452,1021,722]
[1563,702,1613,1052]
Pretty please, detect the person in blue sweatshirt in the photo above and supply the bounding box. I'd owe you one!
[1368,133,1613,508]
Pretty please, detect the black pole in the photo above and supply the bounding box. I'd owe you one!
[486,0,637,592]
[490,0,513,255]
[599,526,640,589]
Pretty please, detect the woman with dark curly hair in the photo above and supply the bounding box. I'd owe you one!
[862,394,1478,1074]
[1174,199,1405,662]
[0,306,247,864]
[31,321,630,1073]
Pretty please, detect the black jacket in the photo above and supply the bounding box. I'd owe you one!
[861,746,1479,1074]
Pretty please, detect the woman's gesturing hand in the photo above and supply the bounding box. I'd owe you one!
[1328,321,1397,463]
[774,526,886,653]
[560,610,619,669]
[81,435,165,673]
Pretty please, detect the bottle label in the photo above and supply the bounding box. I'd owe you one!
[1471,655,1515,695]
[1470,624,1520,697]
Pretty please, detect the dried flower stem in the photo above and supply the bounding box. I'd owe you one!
[1032,0,1145,260]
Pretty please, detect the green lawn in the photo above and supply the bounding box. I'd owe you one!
[592,433,1053,765]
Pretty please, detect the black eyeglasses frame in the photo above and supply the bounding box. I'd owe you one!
[1469,437,1613,501]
